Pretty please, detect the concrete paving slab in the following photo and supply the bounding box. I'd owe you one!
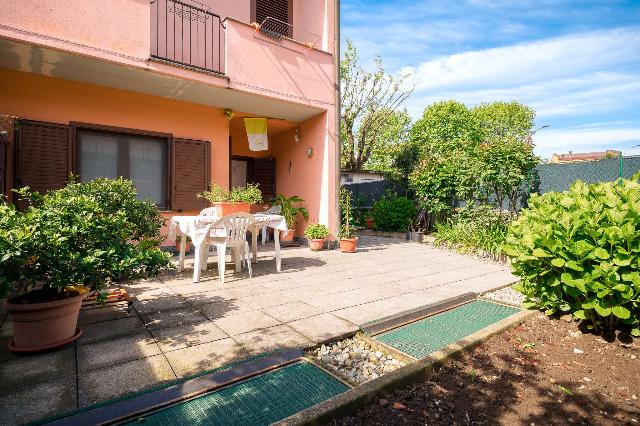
[151,321,229,352]
[77,331,162,372]
[260,301,323,323]
[141,307,208,331]
[197,299,255,321]
[79,354,176,406]
[288,313,358,344]
[79,316,146,344]
[133,296,189,315]
[213,310,282,336]
[78,302,132,325]
[163,338,248,378]
[236,291,295,310]
[234,324,313,354]
[1,376,77,425]
[0,346,76,390]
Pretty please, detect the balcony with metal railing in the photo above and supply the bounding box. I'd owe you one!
[150,0,225,74]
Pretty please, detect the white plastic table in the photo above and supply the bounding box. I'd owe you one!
[167,213,288,282]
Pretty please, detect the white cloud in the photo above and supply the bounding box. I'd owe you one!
[403,28,640,91]
[405,71,640,119]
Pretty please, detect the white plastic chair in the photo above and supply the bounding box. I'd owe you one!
[260,205,282,244]
[199,207,219,217]
[196,213,254,283]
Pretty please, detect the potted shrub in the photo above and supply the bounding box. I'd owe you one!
[339,187,357,252]
[304,223,329,251]
[198,183,262,217]
[0,179,171,353]
[270,194,309,242]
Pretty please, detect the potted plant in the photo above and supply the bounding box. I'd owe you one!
[270,194,309,242]
[339,187,358,253]
[365,216,374,230]
[1,179,171,353]
[304,223,329,251]
[175,235,192,253]
[198,183,262,217]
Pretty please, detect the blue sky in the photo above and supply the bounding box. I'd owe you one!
[341,0,640,159]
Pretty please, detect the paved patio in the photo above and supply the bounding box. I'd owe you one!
[0,236,517,424]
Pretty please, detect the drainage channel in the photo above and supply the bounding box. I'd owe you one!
[373,299,521,359]
[44,350,349,426]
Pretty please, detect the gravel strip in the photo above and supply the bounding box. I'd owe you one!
[309,334,406,385]
[483,286,525,307]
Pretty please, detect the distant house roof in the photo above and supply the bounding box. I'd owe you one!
[551,149,620,163]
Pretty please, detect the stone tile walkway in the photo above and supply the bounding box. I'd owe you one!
[0,236,517,424]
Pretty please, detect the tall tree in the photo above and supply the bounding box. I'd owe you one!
[340,40,412,171]
[365,109,412,177]
[471,102,538,210]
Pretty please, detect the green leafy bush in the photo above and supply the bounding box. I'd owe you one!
[0,178,171,300]
[371,194,416,232]
[304,223,329,240]
[503,179,640,335]
[198,183,263,205]
[434,205,512,258]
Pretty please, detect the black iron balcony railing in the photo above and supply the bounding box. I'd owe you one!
[150,0,225,74]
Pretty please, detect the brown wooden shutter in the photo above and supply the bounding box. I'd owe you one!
[172,138,210,211]
[15,120,71,197]
[0,114,12,199]
[252,158,276,202]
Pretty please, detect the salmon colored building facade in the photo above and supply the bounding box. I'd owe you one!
[0,0,340,239]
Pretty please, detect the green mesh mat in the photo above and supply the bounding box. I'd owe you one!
[32,351,283,426]
[126,362,348,426]
[376,300,520,359]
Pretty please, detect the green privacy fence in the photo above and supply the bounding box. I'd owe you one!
[532,155,640,195]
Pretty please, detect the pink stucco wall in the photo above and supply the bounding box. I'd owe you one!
[225,19,335,108]
[271,111,338,238]
[0,0,150,59]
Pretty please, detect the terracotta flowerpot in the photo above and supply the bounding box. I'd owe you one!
[365,217,374,229]
[339,238,357,253]
[211,202,251,217]
[281,229,296,242]
[175,240,191,253]
[309,239,324,251]
[4,291,89,353]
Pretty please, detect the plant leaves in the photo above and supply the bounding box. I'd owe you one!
[611,306,631,320]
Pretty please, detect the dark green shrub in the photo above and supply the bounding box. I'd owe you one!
[503,179,640,335]
[0,178,171,299]
[371,195,416,232]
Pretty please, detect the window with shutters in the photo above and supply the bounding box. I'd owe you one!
[254,0,292,38]
[77,129,168,208]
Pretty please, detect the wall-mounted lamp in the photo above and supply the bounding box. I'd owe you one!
[294,128,301,144]
[306,147,313,158]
